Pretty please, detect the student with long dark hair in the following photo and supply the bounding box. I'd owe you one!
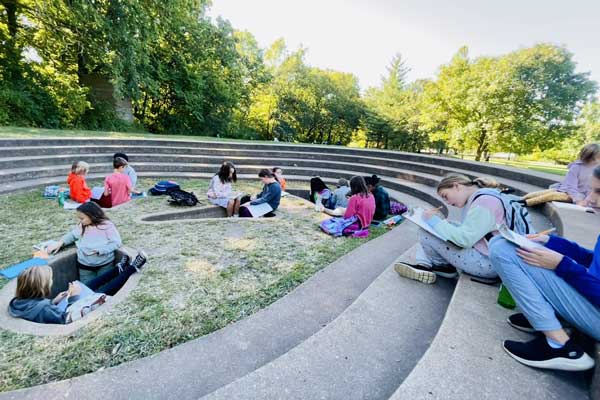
[46,202,122,284]
[239,169,282,217]
[310,177,332,209]
[342,176,375,234]
[365,175,390,221]
[207,162,240,217]
[272,167,287,192]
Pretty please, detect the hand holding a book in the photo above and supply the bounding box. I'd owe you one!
[422,206,443,221]
[68,282,81,297]
[52,291,68,305]
[516,247,563,270]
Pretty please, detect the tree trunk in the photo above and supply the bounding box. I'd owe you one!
[4,1,18,38]
[474,129,488,162]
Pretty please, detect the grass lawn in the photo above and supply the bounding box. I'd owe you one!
[0,178,389,392]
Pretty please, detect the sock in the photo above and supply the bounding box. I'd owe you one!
[546,337,565,349]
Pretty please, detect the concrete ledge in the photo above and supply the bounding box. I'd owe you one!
[0,247,140,337]
[390,275,590,400]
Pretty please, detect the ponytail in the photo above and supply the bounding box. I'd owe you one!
[436,173,499,193]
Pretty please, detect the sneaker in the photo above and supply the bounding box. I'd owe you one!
[507,313,537,333]
[394,262,436,284]
[503,336,595,371]
[430,264,458,279]
[115,254,130,273]
[130,251,148,272]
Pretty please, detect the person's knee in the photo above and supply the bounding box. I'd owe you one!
[489,237,518,270]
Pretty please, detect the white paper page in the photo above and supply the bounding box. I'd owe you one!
[404,207,448,242]
[63,200,81,210]
[91,186,105,200]
[497,224,544,250]
[551,201,595,213]
[246,202,273,217]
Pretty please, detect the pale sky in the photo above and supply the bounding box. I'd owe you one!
[207,0,599,91]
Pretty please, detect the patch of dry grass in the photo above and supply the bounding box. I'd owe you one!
[0,178,386,392]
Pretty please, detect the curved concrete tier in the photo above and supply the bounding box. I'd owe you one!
[0,137,598,399]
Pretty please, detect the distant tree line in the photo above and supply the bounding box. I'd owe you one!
[0,1,597,160]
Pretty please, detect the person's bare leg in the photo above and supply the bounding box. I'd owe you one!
[233,198,241,215]
[226,200,234,217]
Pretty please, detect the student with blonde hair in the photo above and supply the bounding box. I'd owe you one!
[67,161,92,203]
[522,143,600,207]
[395,173,507,284]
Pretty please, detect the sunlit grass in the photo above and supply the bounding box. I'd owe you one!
[0,178,388,391]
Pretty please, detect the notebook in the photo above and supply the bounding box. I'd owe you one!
[404,207,448,242]
[0,258,49,279]
[91,187,105,200]
[56,281,95,312]
[497,224,544,250]
[245,202,273,217]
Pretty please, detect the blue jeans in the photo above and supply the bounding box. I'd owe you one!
[489,236,600,341]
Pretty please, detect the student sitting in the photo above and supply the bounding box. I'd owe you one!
[8,252,146,325]
[322,178,351,217]
[94,157,132,208]
[113,152,138,188]
[310,177,333,210]
[487,166,600,372]
[342,176,375,235]
[522,143,600,207]
[207,162,240,217]
[67,161,92,203]
[365,174,390,222]
[239,169,282,217]
[46,202,122,284]
[272,167,287,192]
[395,174,507,284]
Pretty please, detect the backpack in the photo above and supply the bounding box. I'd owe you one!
[168,189,199,206]
[390,201,408,215]
[470,188,535,235]
[149,181,180,196]
[320,215,358,237]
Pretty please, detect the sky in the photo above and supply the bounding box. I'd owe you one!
[207,0,599,91]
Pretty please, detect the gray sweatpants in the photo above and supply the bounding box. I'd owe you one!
[415,231,497,278]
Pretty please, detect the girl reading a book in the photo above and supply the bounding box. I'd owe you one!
[395,173,506,284]
[487,166,600,372]
[239,169,282,218]
[46,202,123,284]
[8,252,146,324]
[342,176,375,235]
[521,143,600,207]
[207,162,240,217]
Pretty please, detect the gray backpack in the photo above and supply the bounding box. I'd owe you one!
[470,188,535,236]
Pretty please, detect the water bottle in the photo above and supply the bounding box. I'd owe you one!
[497,283,516,309]
[57,189,65,207]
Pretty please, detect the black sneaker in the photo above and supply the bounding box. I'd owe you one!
[115,254,130,273]
[503,336,595,371]
[130,251,148,272]
[507,313,537,333]
[431,264,458,279]
[394,262,436,284]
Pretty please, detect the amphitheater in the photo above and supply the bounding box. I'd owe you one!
[0,136,598,400]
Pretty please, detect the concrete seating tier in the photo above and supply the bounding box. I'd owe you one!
[0,137,597,399]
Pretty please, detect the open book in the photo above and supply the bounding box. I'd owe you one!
[91,187,105,200]
[404,207,448,242]
[245,202,273,218]
[551,201,595,213]
[497,224,544,250]
[57,281,95,312]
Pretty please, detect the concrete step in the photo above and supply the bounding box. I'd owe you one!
[200,243,455,400]
[0,210,429,400]
[390,275,590,400]
[0,138,561,188]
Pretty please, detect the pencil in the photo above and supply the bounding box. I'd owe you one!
[529,228,556,237]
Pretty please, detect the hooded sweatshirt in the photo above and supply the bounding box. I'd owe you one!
[67,173,92,203]
[62,221,122,267]
[8,296,80,324]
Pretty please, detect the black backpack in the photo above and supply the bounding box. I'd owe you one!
[168,189,199,206]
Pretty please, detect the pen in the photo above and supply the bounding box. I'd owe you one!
[529,228,556,238]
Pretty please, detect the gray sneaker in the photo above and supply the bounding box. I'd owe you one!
[394,262,436,284]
